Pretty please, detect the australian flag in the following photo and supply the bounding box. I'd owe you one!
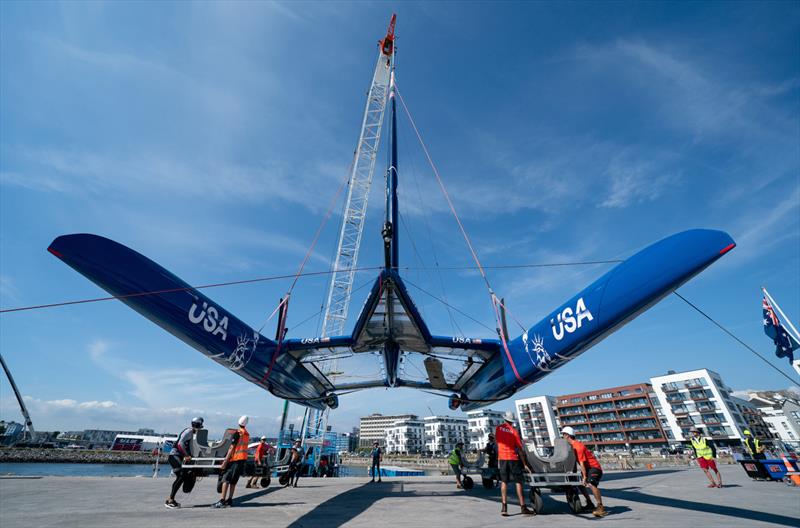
[763,295,799,364]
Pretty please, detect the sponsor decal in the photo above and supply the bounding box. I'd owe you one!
[522,332,552,371]
[550,297,594,341]
[188,301,229,341]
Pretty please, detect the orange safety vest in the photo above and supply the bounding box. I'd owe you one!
[230,427,250,462]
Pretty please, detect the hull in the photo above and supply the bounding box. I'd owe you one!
[459,229,735,410]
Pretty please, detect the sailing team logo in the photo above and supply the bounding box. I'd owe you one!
[522,332,552,371]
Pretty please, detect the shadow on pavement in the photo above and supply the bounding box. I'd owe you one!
[286,482,403,528]
[602,488,799,527]
[602,469,682,481]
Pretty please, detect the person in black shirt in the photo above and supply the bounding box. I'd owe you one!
[370,442,383,483]
[165,417,203,509]
[484,434,498,469]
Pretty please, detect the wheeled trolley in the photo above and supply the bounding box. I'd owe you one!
[522,438,587,515]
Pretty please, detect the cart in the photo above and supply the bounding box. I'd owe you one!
[522,439,586,515]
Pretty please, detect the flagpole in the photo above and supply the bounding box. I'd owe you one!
[763,287,800,342]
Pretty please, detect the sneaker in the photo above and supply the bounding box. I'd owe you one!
[245,483,252,488]
[165,500,180,509]
[223,499,233,507]
[211,500,225,509]
[521,505,536,516]
[370,478,375,483]
[501,503,508,517]
[592,505,608,518]
[581,504,595,513]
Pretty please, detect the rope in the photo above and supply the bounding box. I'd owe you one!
[1,260,620,315]
[673,291,797,384]
[402,277,494,333]
[395,84,493,296]
[0,266,384,315]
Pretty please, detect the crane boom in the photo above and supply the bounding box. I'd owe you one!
[301,15,396,465]
[0,352,35,443]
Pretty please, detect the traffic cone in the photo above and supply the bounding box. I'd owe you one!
[780,454,800,486]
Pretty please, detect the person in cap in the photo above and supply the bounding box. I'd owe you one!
[212,415,250,508]
[495,411,535,516]
[743,429,766,460]
[246,436,274,488]
[165,416,203,509]
[689,427,722,488]
[483,433,498,472]
[562,426,607,518]
[289,438,304,487]
[448,441,466,489]
[370,441,383,483]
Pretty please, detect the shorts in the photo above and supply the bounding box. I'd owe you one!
[223,460,245,485]
[697,457,717,471]
[450,463,461,476]
[585,467,603,487]
[498,459,524,484]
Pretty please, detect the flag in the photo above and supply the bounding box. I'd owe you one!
[763,295,800,364]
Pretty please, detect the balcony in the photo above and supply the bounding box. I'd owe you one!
[662,384,680,393]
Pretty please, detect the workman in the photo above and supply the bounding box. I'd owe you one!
[289,439,304,487]
[246,436,274,488]
[743,429,767,460]
[689,427,723,488]
[562,426,607,518]
[165,416,203,509]
[212,415,250,508]
[449,441,466,489]
[495,411,535,517]
[484,433,498,472]
[369,441,383,483]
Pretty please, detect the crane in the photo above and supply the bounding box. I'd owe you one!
[278,15,397,466]
[0,352,35,444]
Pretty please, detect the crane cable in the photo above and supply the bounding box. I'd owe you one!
[395,83,530,381]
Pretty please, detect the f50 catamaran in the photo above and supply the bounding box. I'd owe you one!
[47,16,735,412]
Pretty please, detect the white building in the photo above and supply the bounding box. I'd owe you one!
[650,369,748,446]
[385,418,424,454]
[514,396,559,451]
[466,409,505,450]
[746,391,800,448]
[424,415,469,455]
[359,414,418,448]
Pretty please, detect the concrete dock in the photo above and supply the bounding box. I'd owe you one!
[1,467,797,527]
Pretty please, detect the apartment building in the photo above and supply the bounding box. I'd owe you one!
[359,414,418,448]
[424,415,469,454]
[746,391,800,447]
[651,369,748,446]
[555,383,668,451]
[385,418,425,454]
[466,409,505,450]
[515,396,558,451]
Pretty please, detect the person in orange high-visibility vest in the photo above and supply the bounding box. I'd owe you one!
[212,415,250,508]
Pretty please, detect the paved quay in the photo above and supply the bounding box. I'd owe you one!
[1,467,798,528]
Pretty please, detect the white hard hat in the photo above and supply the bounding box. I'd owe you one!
[503,411,515,422]
[561,426,575,437]
[238,415,249,426]
[260,436,267,441]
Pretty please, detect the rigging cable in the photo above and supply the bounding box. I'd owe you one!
[0,261,622,315]
[673,291,797,385]
[402,117,463,337]
[396,82,529,382]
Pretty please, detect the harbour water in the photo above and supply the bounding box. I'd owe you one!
[0,462,436,478]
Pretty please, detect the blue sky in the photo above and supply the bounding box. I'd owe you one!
[1,1,798,437]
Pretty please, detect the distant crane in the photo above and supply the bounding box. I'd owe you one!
[279,15,397,465]
[0,352,35,444]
